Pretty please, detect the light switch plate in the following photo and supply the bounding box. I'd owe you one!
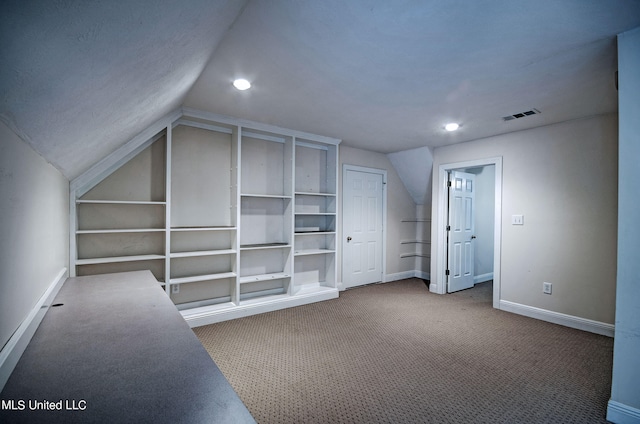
[512,214,524,225]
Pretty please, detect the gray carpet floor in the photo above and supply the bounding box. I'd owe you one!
[194,279,613,423]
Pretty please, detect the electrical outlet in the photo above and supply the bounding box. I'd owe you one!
[512,214,524,225]
[171,284,179,294]
[543,282,552,295]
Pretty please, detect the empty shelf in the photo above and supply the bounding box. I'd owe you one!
[170,272,237,285]
[170,249,236,258]
[75,254,165,265]
[239,273,291,284]
[294,249,335,256]
[400,253,430,258]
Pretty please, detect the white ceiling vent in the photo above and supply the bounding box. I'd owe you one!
[503,109,541,121]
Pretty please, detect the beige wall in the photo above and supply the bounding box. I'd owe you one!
[431,114,618,324]
[0,122,69,350]
[339,146,417,284]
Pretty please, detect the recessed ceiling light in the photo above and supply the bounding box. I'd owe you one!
[444,123,460,132]
[233,78,251,90]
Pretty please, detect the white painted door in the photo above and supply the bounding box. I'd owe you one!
[343,168,384,288]
[447,170,475,292]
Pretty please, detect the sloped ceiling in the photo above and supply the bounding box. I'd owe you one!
[0,0,248,179]
[2,1,640,180]
[185,0,640,153]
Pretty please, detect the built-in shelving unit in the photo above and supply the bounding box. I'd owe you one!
[70,109,340,326]
[293,140,338,292]
[74,136,167,282]
[400,213,432,277]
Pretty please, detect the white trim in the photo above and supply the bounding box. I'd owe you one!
[182,108,341,146]
[70,108,181,196]
[342,165,387,289]
[173,118,233,135]
[500,300,615,337]
[432,157,503,309]
[415,271,431,281]
[182,288,339,327]
[474,272,494,284]
[607,400,640,424]
[0,268,67,391]
[384,271,416,283]
[164,124,172,295]
[337,271,430,289]
[383,270,431,283]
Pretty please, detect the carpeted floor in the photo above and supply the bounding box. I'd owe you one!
[194,279,614,423]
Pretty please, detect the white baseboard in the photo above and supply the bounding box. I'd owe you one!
[339,271,430,290]
[0,268,68,391]
[383,271,416,283]
[499,300,614,337]
[607,400,640,424]
[474,272,493,284]
[183,288,339,327]
[415,271,430,281]
[384,270,430,283]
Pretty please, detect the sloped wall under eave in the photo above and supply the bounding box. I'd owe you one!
[0,0,248,180]
[387,146,434,206]
[0,121,69,352]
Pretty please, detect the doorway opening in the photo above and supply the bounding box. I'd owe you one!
[432,157,502,308]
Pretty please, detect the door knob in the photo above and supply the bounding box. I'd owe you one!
[347,236,352,242]
[471,235,476,240]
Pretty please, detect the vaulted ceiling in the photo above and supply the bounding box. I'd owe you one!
[2,1,640,179]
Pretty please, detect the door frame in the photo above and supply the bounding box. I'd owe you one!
[341,164,387,290]
[432,157,502,308]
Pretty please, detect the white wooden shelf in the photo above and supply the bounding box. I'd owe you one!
[170,249,235,258]
[294,249,335,256]
[294,212,336,216]
[239,273,291,284]
[240,243,290,250]
[240,193,292,199]
[76,228,165,234]
[295,231,336,236]
[295,191,336,197]
[401,218,431,222]
[76,254,165,265]
[171,226,236,232]
[400,253,430,258]
[400,240,431,244]
[76,199,166,205]
[170,272,237,285]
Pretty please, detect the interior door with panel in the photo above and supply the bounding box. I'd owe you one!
[447,170,475,292]
[343,167,384,288]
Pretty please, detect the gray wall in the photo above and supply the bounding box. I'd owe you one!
[609,26,640,418]
[339,146,417,283]
[431,114,618,324]
[0,122,69,350]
